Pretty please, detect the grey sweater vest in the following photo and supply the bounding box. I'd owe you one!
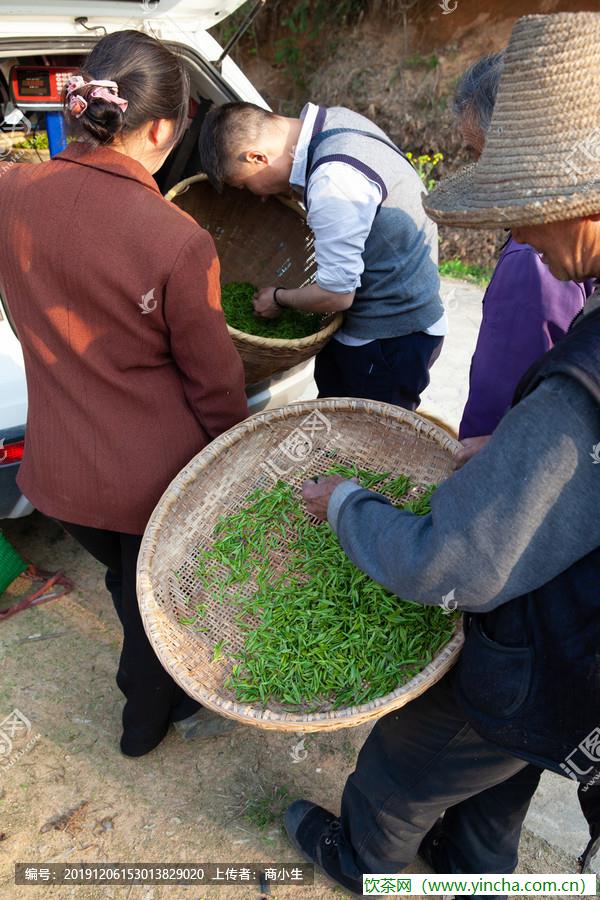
[305,106,444,340]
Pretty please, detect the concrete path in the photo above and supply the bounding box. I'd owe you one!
[421,277,483,431]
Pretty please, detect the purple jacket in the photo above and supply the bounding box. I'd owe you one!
[459,237,592,439]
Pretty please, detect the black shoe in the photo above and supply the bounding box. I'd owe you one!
[284,800,364,896]
[419,820,468,900]
[170,696,202,723]
[172,708,239,740]
[120,721,170,758]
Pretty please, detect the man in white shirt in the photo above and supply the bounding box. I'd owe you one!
[199,101,446,408]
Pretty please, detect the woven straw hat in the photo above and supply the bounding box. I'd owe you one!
[424,13,600,228]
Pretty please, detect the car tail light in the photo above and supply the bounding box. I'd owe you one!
[0,440,24,465]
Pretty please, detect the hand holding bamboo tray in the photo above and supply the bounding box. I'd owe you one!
[137,399,464,733]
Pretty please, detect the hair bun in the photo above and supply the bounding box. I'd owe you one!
[64,30,190,149]
[65,79,126,145]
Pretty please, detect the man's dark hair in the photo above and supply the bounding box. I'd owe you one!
[198,102,278,191]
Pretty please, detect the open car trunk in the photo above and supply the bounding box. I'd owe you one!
[0,37,253,193]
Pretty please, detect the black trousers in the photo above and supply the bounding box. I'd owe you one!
[58,520,200,752]
[339,671,542,888]
[314,332,444,409]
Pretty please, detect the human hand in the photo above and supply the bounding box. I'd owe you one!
[253,286,282,319]
[454,435,492,469]
[302,475,353,522]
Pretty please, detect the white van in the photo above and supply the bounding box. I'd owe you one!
[0,0,316,519]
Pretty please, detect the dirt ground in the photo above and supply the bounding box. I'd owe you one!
[0,512,580,900]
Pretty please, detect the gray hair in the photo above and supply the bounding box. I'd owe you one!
[453,51,505,134]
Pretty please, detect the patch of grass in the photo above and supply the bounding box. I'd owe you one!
[243,784,290,831]
[439,258,493,287]
[269,1,371,90]
[404,52,439,70]
[13,131,48,151]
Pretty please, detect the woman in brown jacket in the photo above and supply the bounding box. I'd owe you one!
[0,31,248,756]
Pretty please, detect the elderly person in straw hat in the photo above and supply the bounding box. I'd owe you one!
[283,12,600,893]
[452,51,593,466]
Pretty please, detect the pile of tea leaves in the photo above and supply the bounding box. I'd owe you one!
[221,281,322,340]
[182,463,458,711]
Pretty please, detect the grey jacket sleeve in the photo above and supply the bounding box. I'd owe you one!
[327,374,600,612]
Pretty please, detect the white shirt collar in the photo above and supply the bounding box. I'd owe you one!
[289,102,320,191]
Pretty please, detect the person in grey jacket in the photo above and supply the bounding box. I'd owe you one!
[283,12,600,896]
[198,101,446,409]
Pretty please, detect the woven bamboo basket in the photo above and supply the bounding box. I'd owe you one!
[419,410,458,439]
[138,399,464,732]
[165,175,343,384]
